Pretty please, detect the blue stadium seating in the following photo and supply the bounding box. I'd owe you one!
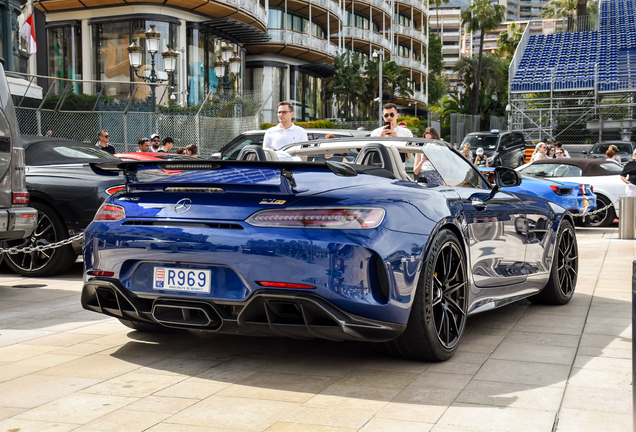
[511,0,636,93]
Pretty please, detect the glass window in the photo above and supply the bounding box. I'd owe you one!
[462,134,498,150]
[425,144,489,189]
[268,9,283,28]
[519,163,582,177]
[48,25,82,83]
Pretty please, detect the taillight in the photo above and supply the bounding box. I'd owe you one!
[256,281,315,289]
[550,185,573,196]
[88,270,115,277]
[106,185,126,195]
[246,208,385,229]
[12,192,29,205]
[94,203,125,221]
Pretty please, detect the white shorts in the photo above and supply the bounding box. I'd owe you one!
[625,183,636,196]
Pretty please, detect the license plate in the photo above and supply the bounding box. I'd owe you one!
[153,267,211,293]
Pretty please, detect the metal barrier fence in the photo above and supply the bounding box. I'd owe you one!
[8,72,270,156]
[510,89,636,144]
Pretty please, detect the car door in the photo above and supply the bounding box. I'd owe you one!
[425,144,528,287]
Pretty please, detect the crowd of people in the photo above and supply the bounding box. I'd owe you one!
[93,129,200,157]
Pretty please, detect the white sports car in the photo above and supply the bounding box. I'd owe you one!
[517,158,624,226]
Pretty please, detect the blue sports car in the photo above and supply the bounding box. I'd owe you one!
[478,167,596,216]
[81,138,579,362]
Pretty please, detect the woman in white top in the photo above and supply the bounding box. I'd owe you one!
[530,142,547,162]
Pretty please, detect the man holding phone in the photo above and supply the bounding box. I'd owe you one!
[370,103,413,138]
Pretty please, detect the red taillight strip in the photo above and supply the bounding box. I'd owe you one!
[256,281,316,289]
[247,208,385,229]
[106,185,126,195]
[88,270,115,277]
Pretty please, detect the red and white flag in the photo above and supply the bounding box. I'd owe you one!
[19,14,37,54]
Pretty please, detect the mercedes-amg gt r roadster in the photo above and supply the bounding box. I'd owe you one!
[81,138,579,361]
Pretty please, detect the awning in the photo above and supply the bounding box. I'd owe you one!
[7,76,43,99]
[194,18,269,45]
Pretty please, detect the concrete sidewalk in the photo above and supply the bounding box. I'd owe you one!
[0,226,631,432]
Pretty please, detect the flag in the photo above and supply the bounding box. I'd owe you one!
[19,13,37,54]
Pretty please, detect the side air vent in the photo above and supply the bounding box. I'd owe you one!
[122,221,244,230]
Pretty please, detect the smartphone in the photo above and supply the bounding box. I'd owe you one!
[383,121,391,128]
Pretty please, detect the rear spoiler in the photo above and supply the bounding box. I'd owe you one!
[90,159,359,194]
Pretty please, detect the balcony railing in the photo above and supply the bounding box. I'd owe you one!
[395,0,428,13]
[413,90,427,104]
[268,30,339,56]
[340,26,391,50]
[395,25,428,45]
[310,0,343,17]
[225,0,267,26]
[392,55,425,72]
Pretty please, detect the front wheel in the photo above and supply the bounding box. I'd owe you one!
[385,229,468,362]
[530,219,578,305]
[4,201,77,277]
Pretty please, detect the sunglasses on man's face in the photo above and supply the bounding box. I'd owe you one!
[151,138,160,141]
[383,113,395,118]
[102,135,109,138]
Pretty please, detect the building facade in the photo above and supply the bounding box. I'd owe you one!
[32,0,428,123]
[428,7,463,89]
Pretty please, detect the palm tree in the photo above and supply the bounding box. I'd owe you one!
[496,22,524,59]
[461,0,506,116]
[325,52,366,118]
[430,0,450,36]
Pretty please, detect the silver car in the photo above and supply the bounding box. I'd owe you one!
[213,128,371,160]
[0,58,36,240]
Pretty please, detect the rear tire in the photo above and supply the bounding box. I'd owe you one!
[530,219,578,305]
[385,229,467,362]
[584,194,615,227]
[4,201,77,277]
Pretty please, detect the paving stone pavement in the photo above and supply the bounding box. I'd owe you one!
[0,225,632,432]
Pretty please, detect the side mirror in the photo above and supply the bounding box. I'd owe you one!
[210,152,222,160]
[500,145,507,151]
[581,150,588,155]
[494,167,521,188]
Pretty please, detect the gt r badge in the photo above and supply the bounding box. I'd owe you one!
[259,199,286,205]
[175,198,192,214]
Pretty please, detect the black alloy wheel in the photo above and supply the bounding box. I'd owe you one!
[4,201,77,277]
[584,194,615,227]
[385,229,467,361]
[530,219,578,305]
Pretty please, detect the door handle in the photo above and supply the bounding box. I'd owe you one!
[472,199,487,210]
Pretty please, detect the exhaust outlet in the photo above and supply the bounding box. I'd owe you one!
[151,300,221,328]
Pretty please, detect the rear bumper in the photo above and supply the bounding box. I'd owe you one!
[0,207,37,240]
[81,278,406,342]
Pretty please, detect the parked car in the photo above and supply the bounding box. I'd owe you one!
[478,167,596,216]
[212,128,371,160]
[3,137,124,277]
[582,140,634,164]
[0,58,37,241]
[517,158,624,227]
[460,130,527,168]
[83,137,578,362]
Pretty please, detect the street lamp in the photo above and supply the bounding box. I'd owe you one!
[372,49,384,127]
[214,42,241,92]
[127,25,179,112]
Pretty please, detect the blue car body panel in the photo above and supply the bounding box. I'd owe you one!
[82,150,574,343]
[478,167,596,214]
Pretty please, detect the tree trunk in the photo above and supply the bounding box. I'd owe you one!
[577,0,587,19]
[469,32,485,116]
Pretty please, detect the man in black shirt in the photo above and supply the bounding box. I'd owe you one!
[95,130,116,154]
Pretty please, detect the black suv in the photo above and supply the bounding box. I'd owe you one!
[460,130,527,168]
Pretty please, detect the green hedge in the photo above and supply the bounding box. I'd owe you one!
[260,120,335,130]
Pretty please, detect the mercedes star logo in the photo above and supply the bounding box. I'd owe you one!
[175,198,192,214]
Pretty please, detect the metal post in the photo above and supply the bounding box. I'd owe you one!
[633,260,636,432]
[378,53,382,128]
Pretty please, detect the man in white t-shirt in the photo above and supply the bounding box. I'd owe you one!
[263,102,308,154]
[370,103,413,138]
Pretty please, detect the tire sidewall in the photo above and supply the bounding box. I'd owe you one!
[419,229,467,360]
[551,220,578,303]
